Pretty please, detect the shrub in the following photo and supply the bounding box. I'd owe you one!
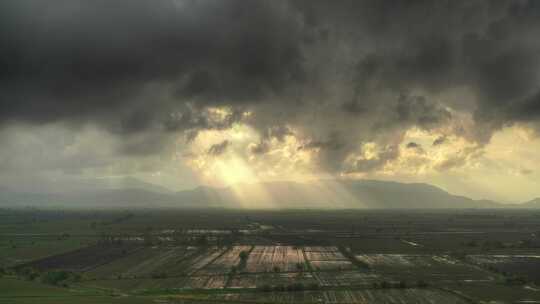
[258,284,272,292]
[19,267,40,281]
[151,272,168,279]
[40,271,69,285]
[289,283,304,291]
[416,280,429,288]
[504,275,527,286]
[308,283,320,290]
[239,251,249,261]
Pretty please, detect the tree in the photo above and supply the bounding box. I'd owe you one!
[238,250,249,270]
[239,250,249,262]
[417,280,428,288]
[40,271,69,286]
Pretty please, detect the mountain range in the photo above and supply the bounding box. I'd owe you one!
[0,179,537,209]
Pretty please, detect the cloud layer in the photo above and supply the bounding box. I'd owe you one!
[2,0,540,195]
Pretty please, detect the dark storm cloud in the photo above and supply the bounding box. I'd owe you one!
[116,133,172,156]
[335,0,540,140]
[164,106,244,133]
[510,90,540,122]
[0,0,306,130]
[298,132,344,151]
[3,0,540,173]
[395,94,452,129]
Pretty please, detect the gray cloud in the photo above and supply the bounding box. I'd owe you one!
[432,136,447,146]
[0,0,306,131]
[298,132,344,152]
[247,125,294,156]
[207,140,230,156]
[521,168,534,175]
[249,141,270,155]
[2,0,540,175]
[406,142,420,149]
[406,142,425,155]
[350,145,400,173]
[395,94,452,129]
[435,146,483,171]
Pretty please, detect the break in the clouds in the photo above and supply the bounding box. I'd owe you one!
[1,0,540,201]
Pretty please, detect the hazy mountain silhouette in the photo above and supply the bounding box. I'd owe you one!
[0,179,517,209]
[521,197,540,208]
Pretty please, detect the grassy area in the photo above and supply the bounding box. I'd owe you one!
[0,277,157,304]
[1,208,539,303]
[0,236,94,267]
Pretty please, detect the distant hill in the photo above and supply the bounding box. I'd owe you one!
[0,176,174,195]
[0,179,514,209]
[0,188,178,208]
[521,198,540,208]
[88,177,174,194]
[172,180,502,209]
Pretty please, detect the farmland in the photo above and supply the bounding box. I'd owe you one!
[245,246,306,273]
[190,289,472,304]
[1,208,540,303]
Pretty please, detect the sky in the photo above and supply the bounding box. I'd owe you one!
[1,0,540,203]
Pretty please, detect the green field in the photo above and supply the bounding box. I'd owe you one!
[1,208,540,303]
[0,277,158,304]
